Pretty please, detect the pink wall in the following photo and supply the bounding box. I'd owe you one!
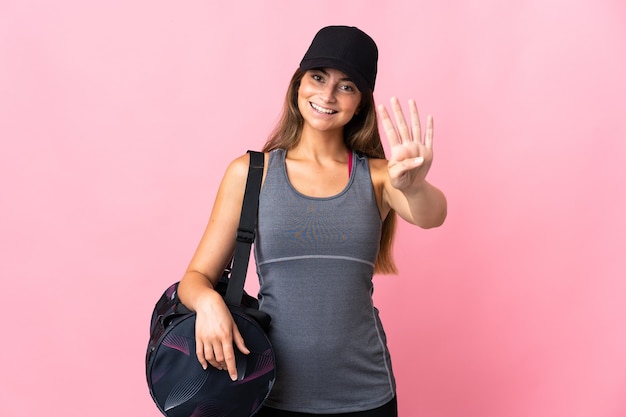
[1,1,625,416]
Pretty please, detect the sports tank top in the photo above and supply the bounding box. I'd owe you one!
[254,149,396,413]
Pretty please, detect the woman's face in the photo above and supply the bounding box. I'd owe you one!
[297,68,362,135]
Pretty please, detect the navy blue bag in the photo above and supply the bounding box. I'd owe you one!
[146,151,275,417]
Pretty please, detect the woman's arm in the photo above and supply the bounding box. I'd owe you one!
[176,152,253,381]
[375,97,447,228]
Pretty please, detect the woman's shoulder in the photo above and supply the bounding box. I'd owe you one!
[366,156,389,184]
[227,152,253,173]
[223,151,271,184]
[228,150,273,167]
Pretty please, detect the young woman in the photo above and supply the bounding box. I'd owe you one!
[177,26,447,416]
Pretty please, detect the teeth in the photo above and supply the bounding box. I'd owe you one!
[310,102,336,114]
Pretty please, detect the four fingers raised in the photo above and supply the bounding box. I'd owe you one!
[377,97,433,148]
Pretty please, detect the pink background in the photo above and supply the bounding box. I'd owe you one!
[1,1,625,416]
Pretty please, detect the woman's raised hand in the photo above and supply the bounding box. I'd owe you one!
[377,97,434,193]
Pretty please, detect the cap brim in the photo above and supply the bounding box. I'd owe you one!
[300,58,371,93]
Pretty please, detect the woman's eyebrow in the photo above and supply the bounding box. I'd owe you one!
[314,68,355,83]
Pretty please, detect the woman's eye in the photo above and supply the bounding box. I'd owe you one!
[312,74,323,82]
[340,84,354,92]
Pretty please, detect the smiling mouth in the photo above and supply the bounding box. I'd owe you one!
[310,102,337,115]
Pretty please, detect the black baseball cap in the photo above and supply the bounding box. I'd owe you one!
[299,26,378,92]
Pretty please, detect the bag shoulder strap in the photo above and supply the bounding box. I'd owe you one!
[224,150,264,306]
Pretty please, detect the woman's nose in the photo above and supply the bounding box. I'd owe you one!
[319,83,337,103]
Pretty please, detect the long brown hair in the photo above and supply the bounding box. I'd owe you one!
[263,68,398,274]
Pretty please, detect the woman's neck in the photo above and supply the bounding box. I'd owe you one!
[294,126,347,161]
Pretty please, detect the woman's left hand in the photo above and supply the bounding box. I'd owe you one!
[377,97,434,193]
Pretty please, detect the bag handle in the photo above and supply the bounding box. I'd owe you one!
[224,150,264,306]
